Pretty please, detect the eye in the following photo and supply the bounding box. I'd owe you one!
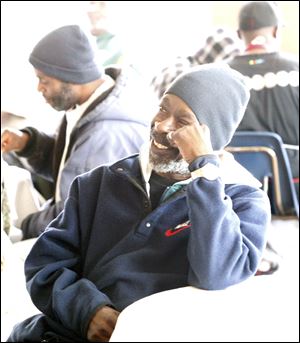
[38,77,49,86]
[38,78,49,85]
[159,106,168,113]
[178,120,189,126]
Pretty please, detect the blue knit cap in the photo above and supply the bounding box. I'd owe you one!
[165,63,250,150]
[29,25,102,84]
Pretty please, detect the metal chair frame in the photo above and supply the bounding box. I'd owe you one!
[226,131,299,217]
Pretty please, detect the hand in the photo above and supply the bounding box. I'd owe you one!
[1,128,30,153]
[87,305,120,342]
[167,123,213,163]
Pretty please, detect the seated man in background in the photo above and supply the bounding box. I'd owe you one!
[150,27,241,100]
[1,25,155,240]
[8,64,271,342]
[228,1,299,197]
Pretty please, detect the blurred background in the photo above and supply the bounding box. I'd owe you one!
[1,3,299,341]
[1,1,299,130]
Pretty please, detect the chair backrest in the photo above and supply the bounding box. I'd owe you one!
[226,131,299,217]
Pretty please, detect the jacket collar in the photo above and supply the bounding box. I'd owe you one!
[138,141,261,197]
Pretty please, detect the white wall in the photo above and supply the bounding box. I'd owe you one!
[1,1,213,128]
[107,1,212,78]
[1,1,89,130]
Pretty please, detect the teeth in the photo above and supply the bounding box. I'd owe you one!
[153,140,168,149]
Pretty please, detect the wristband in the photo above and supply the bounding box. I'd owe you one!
[191,163,220,181]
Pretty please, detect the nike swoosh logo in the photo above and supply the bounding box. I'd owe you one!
[165,222,191,237]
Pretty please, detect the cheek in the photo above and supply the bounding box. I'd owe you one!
[49,87,61,98]
[153,121,160,130]
[151,114,160,127]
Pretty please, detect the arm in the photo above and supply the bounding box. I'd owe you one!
[24,176,115,339]
[20,199,64,239]
[170,122,270,289]
[87,306,120,341]
[1,126,56,181]
[186,161,270,289]
[56,119,149,201]
[17,127,56,180]
[1,128,30,152]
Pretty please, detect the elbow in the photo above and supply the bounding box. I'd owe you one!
[188,258,258,291]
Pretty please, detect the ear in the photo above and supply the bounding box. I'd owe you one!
[273,26,278,39]
[237,30,241,39]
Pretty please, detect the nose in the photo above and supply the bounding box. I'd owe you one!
[37,83,48,101]
[154,117,176,133]
[37,81,44,93]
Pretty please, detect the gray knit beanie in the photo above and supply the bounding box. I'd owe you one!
[165,63,250,150]
[29,25,102,84]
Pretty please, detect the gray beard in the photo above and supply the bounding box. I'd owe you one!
[150,158,190,176]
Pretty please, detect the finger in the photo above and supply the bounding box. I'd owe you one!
[200,123,209,131]
[1,141,7,151]
[167,132,173,141]
[200,124,211,138]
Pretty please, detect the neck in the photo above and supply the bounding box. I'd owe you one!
[78,79,104,104]
[244,35,276,54]
[245,43,268,53]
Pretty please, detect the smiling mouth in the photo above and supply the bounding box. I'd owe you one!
[153,140,169,150]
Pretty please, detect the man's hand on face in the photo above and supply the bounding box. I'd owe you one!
[87,305,120,342]
[167,122,214,164]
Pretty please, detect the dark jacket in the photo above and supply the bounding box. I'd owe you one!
[9,154,270,341]
[228,52,299,183]
[13,66,155,238]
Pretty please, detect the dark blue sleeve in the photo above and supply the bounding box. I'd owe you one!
[186,156,271,290]
[20,200,64,239]
[24,176,113,339]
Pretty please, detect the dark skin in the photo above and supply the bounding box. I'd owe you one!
[1,70,117,342]
[1,70,103,153]
[1,92,215,341]
[34,69,103,111]
[87,306,120,342]
[150,93,214,180]
[86,93,214,341]
[0,90,214,341]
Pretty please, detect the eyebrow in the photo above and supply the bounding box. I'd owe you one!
[160,98,196,120]
[160,97,171,109]
[175,110,195,120]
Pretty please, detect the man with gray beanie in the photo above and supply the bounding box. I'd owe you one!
[1,25,155,239]
[7,63,271,342]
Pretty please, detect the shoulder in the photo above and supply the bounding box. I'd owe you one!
[75,154,140,182]
[150,56,192,99]
[276,52,299,70]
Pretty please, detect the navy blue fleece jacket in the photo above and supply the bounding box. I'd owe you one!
[24,153,270,340]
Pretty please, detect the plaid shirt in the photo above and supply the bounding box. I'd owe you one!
[151,28,241,100]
